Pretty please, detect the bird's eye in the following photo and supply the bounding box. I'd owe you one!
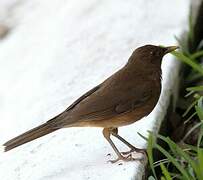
[150,51,155,56]
[150,51,160,56]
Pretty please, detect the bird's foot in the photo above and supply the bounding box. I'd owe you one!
[121,148,146,155]
[108,154,138,163]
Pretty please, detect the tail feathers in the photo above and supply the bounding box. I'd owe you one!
[3,121,59,152]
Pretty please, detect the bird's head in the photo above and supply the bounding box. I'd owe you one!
[127,44,178,68]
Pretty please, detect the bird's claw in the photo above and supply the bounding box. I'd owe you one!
[108,154,136,163]
[121,148,146,155]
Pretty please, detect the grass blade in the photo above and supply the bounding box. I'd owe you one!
[182,99,198,117]
[171,51,203,75]
[196,106,203,120]
[157,135,199,179]
[183,122,202,141]
[186,86,203,92]
[160,163,172,180]
[155,144,191,180]
[147,133,158,180]
[191,51,203,59]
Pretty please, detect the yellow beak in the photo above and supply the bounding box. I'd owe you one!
[164,46,179,54]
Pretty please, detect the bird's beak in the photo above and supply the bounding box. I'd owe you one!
[164,46,179,54]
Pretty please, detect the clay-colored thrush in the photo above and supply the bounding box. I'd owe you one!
[2,45,178,162]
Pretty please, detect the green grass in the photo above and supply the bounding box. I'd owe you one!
[171,51,203,75]
[147,49,203,179]
[147,12,203,178]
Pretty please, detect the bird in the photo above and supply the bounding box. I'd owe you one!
[1,44,178,162]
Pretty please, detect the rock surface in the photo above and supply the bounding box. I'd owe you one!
[0,0,190,179]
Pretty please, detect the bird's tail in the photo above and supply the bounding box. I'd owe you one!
[2,116,61,152]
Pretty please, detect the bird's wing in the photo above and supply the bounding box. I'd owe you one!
[76,92,151,122]
[65,84,101,111]
[68,78,154,122]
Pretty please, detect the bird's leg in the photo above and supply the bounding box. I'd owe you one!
[102,128,136,163]
[110,128,146,155]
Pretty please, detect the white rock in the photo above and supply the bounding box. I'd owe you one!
[0,145,5,153]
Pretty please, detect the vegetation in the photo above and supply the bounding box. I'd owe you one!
[147,8,203,180]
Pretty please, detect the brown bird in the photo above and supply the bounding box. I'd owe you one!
[2,45,178,162]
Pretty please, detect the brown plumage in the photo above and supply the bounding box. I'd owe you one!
[2,45,178,162]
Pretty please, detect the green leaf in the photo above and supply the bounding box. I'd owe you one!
[188,6,194,44]
[147,133,158,180]
[195,105,203,120]
[196,120,203,178]
[161,177,166,180]
[197,148,203,178]
[187,86,203,92]
[182,121,202,142]
[155,143,191,180]
[181,143,202,152]
[185,90,195,97]
[186,73,203,83]
[167,138,200,179]
[197,96,203,108]
[191,51,203,59]
[156,135,198,179]
[171,51,203,75]
[184,112,197,124]
[197,107,203,147]
[160,163,172,180]
[182,99,198,117]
